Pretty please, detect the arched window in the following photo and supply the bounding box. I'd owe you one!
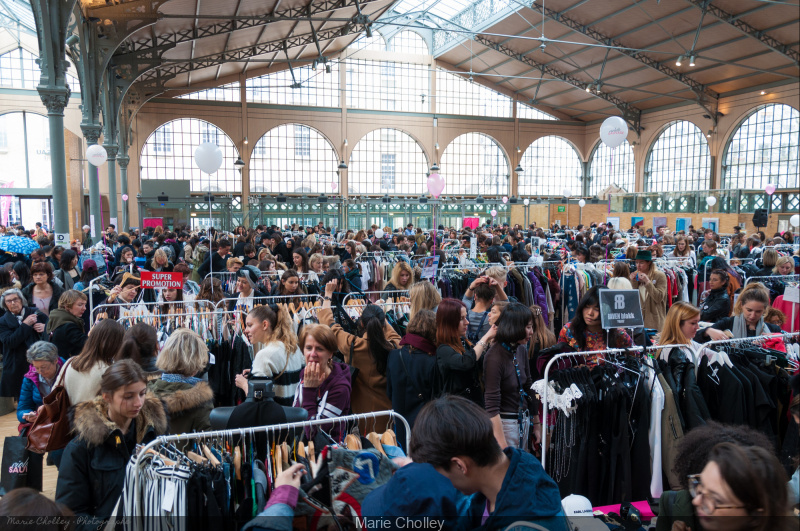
[350,33,386,51]
[348,128,428,195]
[140,118,241,193]
[0,111,51,188]
[588,139,635,195]
[723,104,799,190]
[645,120,710,192]
[250,124,338,194]
[391,31,429,54]
[346,59,428,112]
[440,133,509,196]
[518,136,582,196]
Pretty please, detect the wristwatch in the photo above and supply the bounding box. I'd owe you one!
[322,295,332,301]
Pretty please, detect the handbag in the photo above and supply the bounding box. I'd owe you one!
[0,436,43,495]
[26,357,75,454]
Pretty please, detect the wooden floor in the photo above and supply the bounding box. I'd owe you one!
[0,411,59,499]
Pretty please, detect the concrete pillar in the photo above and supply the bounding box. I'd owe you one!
[117,154,129,231]
[81,123,103,245]
[38,88,71,247]
[105,144,118,229]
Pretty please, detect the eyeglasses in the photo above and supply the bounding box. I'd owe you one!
[687,475,747,514]
[5,298,21,304]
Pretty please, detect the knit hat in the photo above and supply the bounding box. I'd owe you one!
[236,265,260,288]
[82,259,98,272]
[634,249,653,261]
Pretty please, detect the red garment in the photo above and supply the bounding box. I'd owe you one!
[772,295,799,333]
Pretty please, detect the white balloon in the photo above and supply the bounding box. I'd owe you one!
[706,196,717,206]
[790,214,800,227]
[599,116,628,148]
[563,188,572,198]
[523,198,530,206]
[375,229,384,238]
[86,144,108,166]
[578,199,586,208]
[194,142,223,174]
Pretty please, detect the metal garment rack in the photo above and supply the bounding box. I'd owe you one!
[87,273,110,321]
[91,300,217,326]
[691,332,799,361]
[342,290,409,305]
[214,294,324,312]
[131,410,411,518]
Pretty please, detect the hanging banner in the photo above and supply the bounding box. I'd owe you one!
[140,271,184,289]
[143,217,164,229]
[420,256,440,280]
[599,289,644,329]
[463,217,479,230]
[0,181,13,226]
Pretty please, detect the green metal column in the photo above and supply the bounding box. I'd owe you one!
[81,123,103,245]
[104,144,118,227]
[117,154,129,230]
[39,88,71,247]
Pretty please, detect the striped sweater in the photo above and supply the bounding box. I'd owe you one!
[251,341,305,407]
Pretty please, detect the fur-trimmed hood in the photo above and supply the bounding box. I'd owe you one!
[69,395,168,447]
[147,379,214,415]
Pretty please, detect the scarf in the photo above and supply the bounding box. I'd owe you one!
[732,314,764,339]
[45,308,85,334]
[399,333,436,356]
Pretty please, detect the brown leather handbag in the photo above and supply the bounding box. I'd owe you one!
[26,358,75,454]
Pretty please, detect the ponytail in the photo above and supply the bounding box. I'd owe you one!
[247,303,298,355]
[360,304,395,376]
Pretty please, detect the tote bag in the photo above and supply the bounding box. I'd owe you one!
[0,436,43,495]
[26,358,75,454]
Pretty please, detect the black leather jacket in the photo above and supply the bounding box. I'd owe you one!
[700,287,730,323]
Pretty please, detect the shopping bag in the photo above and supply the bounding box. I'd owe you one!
[0,436,43,495]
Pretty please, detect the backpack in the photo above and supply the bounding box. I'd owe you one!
[466,310,489,343]
[190,247,209,282]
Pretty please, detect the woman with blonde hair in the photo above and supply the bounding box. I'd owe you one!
[148,328,213,437]
[697,282,781,342]
[409,280,441,319]
[773,255,794,276]
[384,261,414,292]
[147,248,173,272]
[234,304,304,406]
[657,301,704,360]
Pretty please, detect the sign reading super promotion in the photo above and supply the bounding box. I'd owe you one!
[140,271,184,290]
[599,289,644,329]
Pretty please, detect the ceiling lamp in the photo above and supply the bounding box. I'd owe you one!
[338,160,348,169]
[430,162,440,172]
[675,55,684,67]
[689,55,696,67]
[233,156,245,169]
[514,163,524,173]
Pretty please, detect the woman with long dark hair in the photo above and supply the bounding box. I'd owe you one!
[318,279,400,418]
[557,286,633,366]
[54,249,81,290]
[435,298,493,406]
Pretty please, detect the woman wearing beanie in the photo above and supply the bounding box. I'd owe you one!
[228,265,268,311]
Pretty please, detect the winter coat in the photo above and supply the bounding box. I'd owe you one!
[318,307,399,428]
[630,267,668,330]
[147,379,213,441]
[659,349,710,431]
[700,287,730,323]
[197,251,229,279]
[0,307,46,397]
[386,334,440,443]
[55,395,168,530]
[466,448,569,531]
[17,357,65,423]
[21,280,65,315]
[46,308,88,359]
[436,342,484,407]
[272,241,290,264]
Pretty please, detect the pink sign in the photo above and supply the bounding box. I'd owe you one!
[143,217,164,229]
[1,181,14,226]
[462,217,479,230]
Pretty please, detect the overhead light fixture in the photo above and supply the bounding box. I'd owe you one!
[689,55,696,67]
[476,195,485,204]
[243,136,248,145]
[514,164,524,174]
[435,142,439,150]
[516,146,521,153]
[344,138,348,146]
[760,90,766,95]
[276,193,287,203]
[676,55,684,67]
[338,160,348,169]
[366,25,373,38]
[234,157,245,169]
[585,84,591,93]
[325,64,332,74]
[706,129,712,138]
[311,60,317,71]
[430,162,440,172]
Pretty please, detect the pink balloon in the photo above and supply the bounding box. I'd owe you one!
[331,182,337,191]
[765,183,776,195]
[426,173,445,198]
[502,196,508,204]
[121,194,129,201]
[490,209,497,217]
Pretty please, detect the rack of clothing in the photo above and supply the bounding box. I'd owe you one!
[124,410,411,530]
[90,300,218,328]
[354,252,405,294]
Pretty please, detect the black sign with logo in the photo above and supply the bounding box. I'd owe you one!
[599,289,644,329]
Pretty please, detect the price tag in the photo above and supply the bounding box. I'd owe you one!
[470,237,477,260]
[162,479,176,512]
[208,353,216,365]
[785,285,800,304]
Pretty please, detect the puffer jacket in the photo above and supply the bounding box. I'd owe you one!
[700,287,731,323]
[55,395,168,531]
[17,358,65,423]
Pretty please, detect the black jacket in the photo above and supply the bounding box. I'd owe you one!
[662,349,710,431]
[386,337,441,437]
[197,251,230,279]
[0,307,46,397]
[21,280,65,315]
[436,342,483,407]
[56,396,168,531]
[695,316,781,342]
[700,287,730,323]
[272,241,290,263]
[47,308,88,359]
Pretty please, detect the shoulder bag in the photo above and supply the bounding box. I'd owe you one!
[26,357,75,453]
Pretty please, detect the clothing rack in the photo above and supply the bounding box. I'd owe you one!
[87,273,110,319]
[214,293,324,312]
[341,290,409,305]
[130,410,411,518]
[90,300,218,326]
[744,274,799,287]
